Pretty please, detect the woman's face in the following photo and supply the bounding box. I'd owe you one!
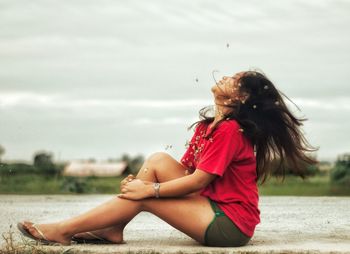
[211,72,245,99]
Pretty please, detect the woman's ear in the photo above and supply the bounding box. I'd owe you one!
[240,92,250,103]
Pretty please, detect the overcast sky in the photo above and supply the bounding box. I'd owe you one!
[0,0,349,163]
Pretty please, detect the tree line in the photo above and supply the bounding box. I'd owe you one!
[0,144,145,177]
[0,144,349,186]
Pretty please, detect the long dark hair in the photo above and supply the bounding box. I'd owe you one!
[188,70,319,185]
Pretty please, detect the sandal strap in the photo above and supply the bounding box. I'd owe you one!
[32,224,49,241]
[86,231,105,241]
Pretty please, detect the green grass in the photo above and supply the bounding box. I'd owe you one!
[259,174,350,196]
[0,173,349,196]
[0,174,124,194]
[87,176,124,193]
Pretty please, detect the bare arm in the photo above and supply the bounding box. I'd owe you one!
[118,169,217,200]
[152,169,216,197]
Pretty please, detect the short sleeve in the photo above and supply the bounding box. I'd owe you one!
[180,123,202,170]
[197,122,241,177]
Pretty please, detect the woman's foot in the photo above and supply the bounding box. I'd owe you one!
[73,226,124,244]
[21,221,72,245]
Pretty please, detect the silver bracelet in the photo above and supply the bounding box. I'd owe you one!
[153,182,160,198]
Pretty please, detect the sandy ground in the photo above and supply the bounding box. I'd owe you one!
[0,195,349,253]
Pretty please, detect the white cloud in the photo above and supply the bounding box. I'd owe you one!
[0,92,55,107]
[1,0,350,161]
[0,92,212,109]
[133,117,197,125]
[1,92,349,112]
[292,98,350,111]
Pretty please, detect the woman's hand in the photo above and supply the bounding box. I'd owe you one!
[118,179,154,200]
[120,174,136,192]
[120,174,154,192]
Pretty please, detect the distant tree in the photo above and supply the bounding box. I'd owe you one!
[120,153,130,163]
[270,154,320,179]
[107,157,118,163]
[87,158,96,163]
[330,153,350,185]
[120,153,145,175]
[60,176,90,193]
[0,163,40,175]
[0,144,5,162]
[33,151,56,175]
[130,154,145,174]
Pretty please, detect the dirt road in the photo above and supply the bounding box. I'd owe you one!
[1,195,349,253]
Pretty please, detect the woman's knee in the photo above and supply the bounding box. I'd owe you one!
[145,152,171,169]
[144,152,188,183]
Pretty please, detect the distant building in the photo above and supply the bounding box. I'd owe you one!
[63,161,128,177]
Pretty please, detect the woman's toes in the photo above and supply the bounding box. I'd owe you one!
[22,221,32,229]
[23,222,41,239]
[21,222,71,245]
[27,227,38,238]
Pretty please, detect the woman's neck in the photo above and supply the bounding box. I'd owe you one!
[209,108,225,128]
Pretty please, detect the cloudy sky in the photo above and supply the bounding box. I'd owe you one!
[0,0,349,163]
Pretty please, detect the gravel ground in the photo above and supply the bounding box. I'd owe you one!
[0,195,349,254]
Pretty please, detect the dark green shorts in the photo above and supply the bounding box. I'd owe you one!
[204,198,251,247]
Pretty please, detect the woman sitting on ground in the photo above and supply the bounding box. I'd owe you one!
[18,70,318,247]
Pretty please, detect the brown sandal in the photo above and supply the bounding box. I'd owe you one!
[17,222,73,245]
[72,231,118,244]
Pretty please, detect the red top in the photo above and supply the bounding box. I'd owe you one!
[180,119,260,237]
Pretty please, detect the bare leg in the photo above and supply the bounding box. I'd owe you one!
[142,195,213,244]
[135,152,189,183]
[74,152,205,243]
[23,193,213,245]
[73,152,192,242]
[22,152,214,245]
[22,197,141,244]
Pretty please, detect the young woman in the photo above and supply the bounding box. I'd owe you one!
[17,70,318,247]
